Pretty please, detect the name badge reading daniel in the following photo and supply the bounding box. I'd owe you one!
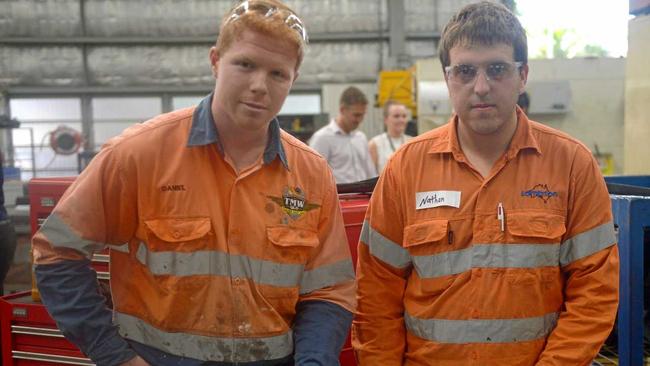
[416,190,461,210]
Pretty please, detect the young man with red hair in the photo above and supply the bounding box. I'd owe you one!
[33,1,355,365]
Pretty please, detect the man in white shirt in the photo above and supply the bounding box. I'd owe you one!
[309,86,377,183]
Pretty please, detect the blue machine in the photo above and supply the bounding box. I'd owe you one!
[606,175,650,366]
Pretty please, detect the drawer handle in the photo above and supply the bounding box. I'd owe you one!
[92,254,110,263]
[12,350,94,365]
[11,325,64,338]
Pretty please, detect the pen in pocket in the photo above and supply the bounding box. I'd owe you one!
[497,202,505,232]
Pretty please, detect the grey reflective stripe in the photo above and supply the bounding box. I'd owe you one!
[39,212,104,257]
[404,311,559,344]
[115,311,293,362]
[560,221,616,266]
[360,220,370,244]
[108,243,129,253]
[299,258,355,294]
[362,220,411,269]
[412,247,472,278]
[135,242,304,287]
[413,244,561,279]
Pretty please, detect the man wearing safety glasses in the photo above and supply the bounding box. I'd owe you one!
[354,2,618,365]
[32,1,355,365]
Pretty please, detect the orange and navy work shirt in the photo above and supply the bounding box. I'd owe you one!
[353,109,619,366]
[33,94,356,363]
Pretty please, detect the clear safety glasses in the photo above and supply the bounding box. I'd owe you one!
[226,0,308,43]
[445,61,524,84]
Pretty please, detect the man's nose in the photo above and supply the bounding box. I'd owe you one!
[250,72,268,94]
[473,70,491,96]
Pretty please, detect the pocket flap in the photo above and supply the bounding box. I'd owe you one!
[403,219,448,247]
[145,217,212,242]
[267,226,319,248]
[508,212,566,239]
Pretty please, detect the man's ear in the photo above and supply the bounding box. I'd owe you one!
[518,63,529,94]
[209,47,220,79]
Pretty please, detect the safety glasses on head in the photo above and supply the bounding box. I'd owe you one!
[226,0,308,43]
[445,61,523,84]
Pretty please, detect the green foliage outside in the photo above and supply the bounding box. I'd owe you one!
[531,27,610,59]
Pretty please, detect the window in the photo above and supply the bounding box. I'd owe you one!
[172,95,205,110]
[92,97,162,148]
[10,98,82,180]
[279,94,321,115]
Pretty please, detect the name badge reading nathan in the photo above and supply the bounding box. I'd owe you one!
[416,190,461,210]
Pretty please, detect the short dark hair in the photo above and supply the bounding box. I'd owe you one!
[382,100,406,118]
[438,1,527,69]
[340,86,368,107]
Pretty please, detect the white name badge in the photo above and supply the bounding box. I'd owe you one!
[415,190,461,210]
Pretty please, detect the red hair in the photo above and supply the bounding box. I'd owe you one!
[216,0,306,70]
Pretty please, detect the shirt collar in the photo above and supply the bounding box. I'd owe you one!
[187,93,289,170]
[506,107,542,158]
[428,106,541,159]
[330,119,355,136]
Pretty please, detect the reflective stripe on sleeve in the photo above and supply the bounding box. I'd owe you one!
[114,311,293,362]
[134,242,304,287]
[404,311,559,344]
[299,258,355,295]
[361,220,412,269]
[413,244,560,279]
[108,243,129,253]
[559,221,616,266]
[39,212,105,257]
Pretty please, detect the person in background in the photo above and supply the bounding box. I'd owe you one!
[353,2,619,365]
[368,100,413,173]
[0,151,17,296]
[309,86,377,183]
[32,1,356,365]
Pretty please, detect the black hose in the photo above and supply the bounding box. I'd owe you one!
[336,179,650,197]
[607,183,650,197]
[336,177,378,195]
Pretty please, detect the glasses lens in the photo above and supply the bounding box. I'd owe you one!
[228,1,307,43]
[454,64,477,83]
[486,63,510,81]
[285,14,307,41]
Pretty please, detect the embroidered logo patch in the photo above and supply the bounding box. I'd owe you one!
[521,184,558,203]
[268,186,320,219]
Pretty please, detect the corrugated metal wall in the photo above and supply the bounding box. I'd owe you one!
[0,0,482,89]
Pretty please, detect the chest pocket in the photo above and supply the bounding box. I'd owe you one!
[507,212,566,243]
[261,226,319,309]
[144,217,212,251]
[404,220,449,249]
[404,219,450,278]
[265,226,319,265]
[505,212,566,289]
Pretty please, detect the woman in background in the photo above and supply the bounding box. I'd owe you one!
[368,100,413,173]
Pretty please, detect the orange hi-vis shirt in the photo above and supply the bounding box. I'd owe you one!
[353,109,619,366]
[33,95,356,363]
